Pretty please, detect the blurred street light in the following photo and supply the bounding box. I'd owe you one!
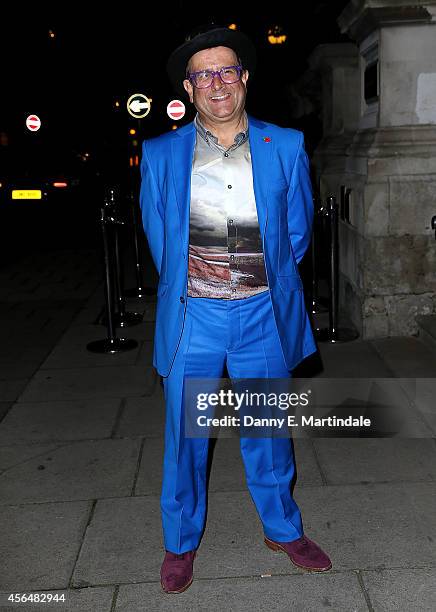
[267,25,287,44]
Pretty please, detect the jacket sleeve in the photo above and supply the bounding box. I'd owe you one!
[287,132,314,265]
[139,140,165,276]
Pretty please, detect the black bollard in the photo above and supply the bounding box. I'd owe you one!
[316,196,359,343]
[311,196,328,315]
[112,205,143,327]
[101,189,143,327]
[124,191,157,298]
[87,204,138,354]
[431,215,436,240]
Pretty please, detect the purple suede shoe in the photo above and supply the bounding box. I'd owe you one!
[265,535,332,572]
[160,550,197,593]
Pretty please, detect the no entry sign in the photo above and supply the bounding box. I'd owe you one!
[167,100,185,120]
[26,115,41,131]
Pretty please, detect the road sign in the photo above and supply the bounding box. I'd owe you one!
[167,100,185,120]
[26,115,41,131]
[127,94,151,118]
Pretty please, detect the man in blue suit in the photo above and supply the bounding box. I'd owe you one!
[140,24,332,594]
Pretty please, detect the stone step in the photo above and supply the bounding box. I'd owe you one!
[416,315,436,354]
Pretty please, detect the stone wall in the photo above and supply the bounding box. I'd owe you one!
[310,1,436,338]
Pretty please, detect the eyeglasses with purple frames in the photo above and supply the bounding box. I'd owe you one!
[186,65,244,89]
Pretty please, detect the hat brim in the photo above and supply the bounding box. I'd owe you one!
[166,27,257,99]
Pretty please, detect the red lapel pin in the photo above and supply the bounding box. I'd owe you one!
[263,137,271,142]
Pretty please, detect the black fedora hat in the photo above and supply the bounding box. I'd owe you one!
[166,24,257,98]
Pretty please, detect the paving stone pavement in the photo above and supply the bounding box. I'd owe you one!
[0,251,436,611]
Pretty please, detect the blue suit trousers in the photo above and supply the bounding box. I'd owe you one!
[161,289,304,553]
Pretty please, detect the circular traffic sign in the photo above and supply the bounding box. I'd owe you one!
[167,100,185,121]
[127,94,151,118]
[26,115,41,131]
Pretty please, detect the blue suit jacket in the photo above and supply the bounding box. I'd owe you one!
[140,114,317,377]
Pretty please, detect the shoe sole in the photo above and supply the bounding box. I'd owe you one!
[264,537,332,572]
[160,575,193,594]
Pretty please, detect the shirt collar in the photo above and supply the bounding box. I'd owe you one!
[194,113,249,152]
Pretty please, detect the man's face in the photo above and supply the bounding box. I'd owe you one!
[183,46,249,124]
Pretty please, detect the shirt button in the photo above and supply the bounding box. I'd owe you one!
[180,296,185,303]
[224,152,229,158]
[227,185,232,189]
[230,255,234,260]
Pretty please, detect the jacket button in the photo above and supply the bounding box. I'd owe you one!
[180,296,185,303]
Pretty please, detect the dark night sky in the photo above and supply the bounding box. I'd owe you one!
[1,1,350,175]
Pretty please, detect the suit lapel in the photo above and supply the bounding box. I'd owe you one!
[247,115,272,238]
[171,122,196,261]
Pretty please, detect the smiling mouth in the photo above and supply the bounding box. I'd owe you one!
[210,93,231,102]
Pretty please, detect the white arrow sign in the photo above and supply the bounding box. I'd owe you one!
[127,94,151,118]
[130,100,149,113]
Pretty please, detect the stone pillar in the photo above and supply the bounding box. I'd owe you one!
[315,0,436,338]
[308,43,360,191]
